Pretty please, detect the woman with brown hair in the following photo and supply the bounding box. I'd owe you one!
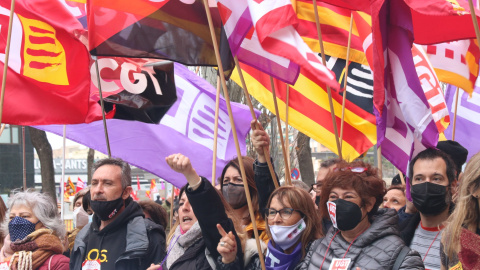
[441,152,480,270]
[217,185,322,270]
[220,156,268,243]
[148,153,246,270]
[298,160,423,270]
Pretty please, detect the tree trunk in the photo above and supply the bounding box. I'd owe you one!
[28,127,56,204]
[87,148,95,185]
[295,132,315,186]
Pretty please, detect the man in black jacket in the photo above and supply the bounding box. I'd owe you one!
[399,148,457,270]
[70,158,166,270]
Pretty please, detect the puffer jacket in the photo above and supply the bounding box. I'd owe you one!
[296,209,424,270]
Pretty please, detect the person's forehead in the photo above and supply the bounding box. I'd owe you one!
[93,164,122,180]
[413,157,447,175]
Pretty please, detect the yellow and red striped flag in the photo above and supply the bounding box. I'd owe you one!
[232,62,376,161]
[293,0,369,65]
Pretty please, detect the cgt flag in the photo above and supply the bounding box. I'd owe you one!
[0,0,103,125]
[36,63,259,188]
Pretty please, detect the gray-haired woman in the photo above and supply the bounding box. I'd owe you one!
[0,190,69,270]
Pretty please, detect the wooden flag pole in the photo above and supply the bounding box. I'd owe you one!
[234,57,279,189]
[270,76,292,185]
[339,14,354,152]
[22,126,26,190]
[312,0,342,160]
[285,84,291,170]
[398,169,405,186]
[60,125,67,220]
[93,57,112,157]
[203,2,266,269]
[0,123,5,136]
[170,185,175,228]
[0,0,16,125]
[452,87,460,141]
[377,145,383,178]
[468,0,480,50]
[212,76,221,186]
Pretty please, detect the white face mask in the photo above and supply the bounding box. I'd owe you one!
[73,207,90,228]
[269,218,306,250]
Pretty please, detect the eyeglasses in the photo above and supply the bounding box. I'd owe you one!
[265,208,302,220]
[333,167,367,173]
[311,183,322,192]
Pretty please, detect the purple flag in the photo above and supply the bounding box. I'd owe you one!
[374,0,438,197]
[444,84,480,161]
[217,0,300,85]
[36,63,259,188]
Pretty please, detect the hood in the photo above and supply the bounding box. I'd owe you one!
[91,197,144,234]
[353,208,400,248]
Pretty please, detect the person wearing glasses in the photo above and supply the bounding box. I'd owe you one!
[216,185,322,270]
[297,160,424,270]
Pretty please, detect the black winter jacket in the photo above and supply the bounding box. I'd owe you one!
[70,198,166,270]
[163,178,244,270]
[296,209,424,270]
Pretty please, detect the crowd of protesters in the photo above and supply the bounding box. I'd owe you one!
[0,122,478,270]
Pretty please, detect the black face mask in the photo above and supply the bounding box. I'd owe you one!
[411,182,449,216]
[328,199,364,231]
[222,183,247,209]
[90,193,125,221]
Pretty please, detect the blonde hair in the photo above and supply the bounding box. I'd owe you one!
[442,152,480,259]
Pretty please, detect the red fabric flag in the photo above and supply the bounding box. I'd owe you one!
[0,0,103,125]
[76,177,84,192]
[137,175,140,191]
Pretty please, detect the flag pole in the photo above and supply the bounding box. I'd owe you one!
[270,76,292,185]
[398,169,405,186]
[377,145,383,178]
[60,125,66,220]
[0,123,5,136]
[0,0,16,125]
[202,2,266,269]
[212,76,221,186]
[93,57,112,157]
[312,0,342,160]
[234,57,279,189]
[285,84,291,170]
[452,87,460,141]
[170,185,175,228]
[22,126,26,190]
[339,14,354,152]
[467,0,480,50]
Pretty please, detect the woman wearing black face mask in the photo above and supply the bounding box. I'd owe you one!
[220,156,268,244]
[297,161,424,270]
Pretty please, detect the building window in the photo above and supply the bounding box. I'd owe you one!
[0,125,20,144]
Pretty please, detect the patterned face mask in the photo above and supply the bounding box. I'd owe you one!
[9,216,39,241]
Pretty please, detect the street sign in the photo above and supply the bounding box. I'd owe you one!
[291,168,300,180]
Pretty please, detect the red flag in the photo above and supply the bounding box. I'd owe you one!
[130,191,139,201]
[76,177,84,192]
[137,175,140,191]
[0,0,103,125]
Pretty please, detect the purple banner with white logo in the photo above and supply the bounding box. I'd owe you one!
[36,63,259,188]
[444,84,480,161]
[375,0,438,198]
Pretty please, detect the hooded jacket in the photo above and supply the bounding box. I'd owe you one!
[69,198,166,270]
[296,209,424,270]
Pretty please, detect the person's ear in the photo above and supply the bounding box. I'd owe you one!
[122,186,133,200]
[364,197,376,213]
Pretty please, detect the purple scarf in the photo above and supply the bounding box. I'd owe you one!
[264,241,302,270]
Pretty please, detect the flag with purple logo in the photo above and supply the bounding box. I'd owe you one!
[36,63,258,188]
[444,84,480,162]
[375,0,438,193]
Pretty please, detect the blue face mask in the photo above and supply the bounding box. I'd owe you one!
[9,216,39,241]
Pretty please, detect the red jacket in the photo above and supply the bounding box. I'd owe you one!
[37,254,69,270]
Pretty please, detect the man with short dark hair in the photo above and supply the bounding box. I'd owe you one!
[70,158,166,270]
[399,148,457,270]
